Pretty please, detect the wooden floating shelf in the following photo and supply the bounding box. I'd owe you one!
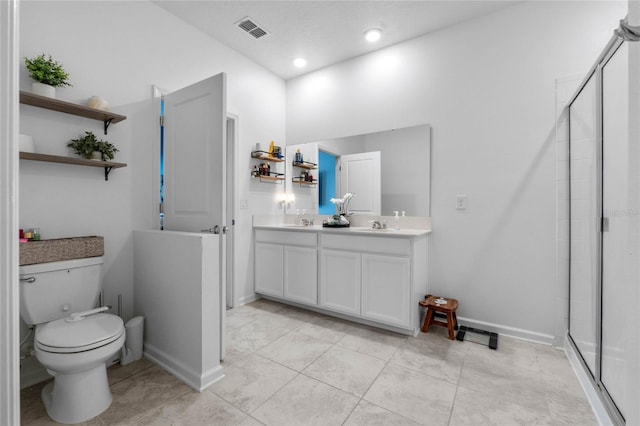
[251,151,284,163]
[252,174,285,183]
[292,161,317,170]
[20,91,127,134]
[20,152,127,181]
[292,177,318,186]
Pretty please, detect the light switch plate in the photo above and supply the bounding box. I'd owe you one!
[456,195,468,210]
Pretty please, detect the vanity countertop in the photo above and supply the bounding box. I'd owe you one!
[253,223,430,237]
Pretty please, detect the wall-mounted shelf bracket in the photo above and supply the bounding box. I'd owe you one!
[104,166,114,181]
[103,118,113,135]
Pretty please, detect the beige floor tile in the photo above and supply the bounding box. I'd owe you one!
[225,321,290,357]
[130,391,247,426]
[296,317,360,344]
[210,353,297,413]
[20,380,51,425]
[257,331,332,371]
[337,325,407,361]
[24,415,104,426]
[449,386,554,426]
[226,308,259,331]
[344,400,420,426]
[252,374,359,426]
[303,345,386,397]
[459,356,549,412]
[107,357,155,386]
[463,335,541,374]
[390,338,465,384]
[363,363,456,425]
[97,366,192,425]
[238,416,266,426]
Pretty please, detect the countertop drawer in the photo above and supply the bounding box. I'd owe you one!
[320,233,410,256]
[255,229,317,247]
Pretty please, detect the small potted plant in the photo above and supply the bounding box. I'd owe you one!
[24,53,72,98]
[67,131,119,161]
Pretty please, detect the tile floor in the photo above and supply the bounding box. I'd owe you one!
[21,299,597,425]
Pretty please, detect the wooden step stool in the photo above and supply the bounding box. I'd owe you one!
[419,296,459,340]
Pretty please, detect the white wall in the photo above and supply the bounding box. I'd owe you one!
[19,0,286,381]
[133,230,222,391]
[286,1,627,341]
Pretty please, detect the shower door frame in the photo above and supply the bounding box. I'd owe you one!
[566,33,626,426]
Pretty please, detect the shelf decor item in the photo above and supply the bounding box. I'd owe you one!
[24,54,72,98]
[67,131,119,161]
[323,192,356,227]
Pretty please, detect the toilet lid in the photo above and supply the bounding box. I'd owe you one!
[36,313,124,353]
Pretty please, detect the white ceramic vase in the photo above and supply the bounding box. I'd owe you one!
[31,82,55,98]
[91,151,103,161]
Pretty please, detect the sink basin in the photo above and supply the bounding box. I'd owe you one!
[350,227,393,232]
[280,224,314,228]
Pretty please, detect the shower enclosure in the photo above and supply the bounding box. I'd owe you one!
[566,18,640,425]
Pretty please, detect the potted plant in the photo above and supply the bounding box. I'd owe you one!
[67,131,118,161]
[24,53,72,98]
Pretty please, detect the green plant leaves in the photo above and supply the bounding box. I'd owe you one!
[67,131,118,160]
[24,54,71,88]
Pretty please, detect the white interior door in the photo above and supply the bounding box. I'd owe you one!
[163,73,227,359]
[163,74,226,232]
[339,151,381,215]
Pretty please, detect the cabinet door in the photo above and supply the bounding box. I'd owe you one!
[284,246,318,305]
[361,254,411,328]
[319,249,361,316]
[255,242,284,297]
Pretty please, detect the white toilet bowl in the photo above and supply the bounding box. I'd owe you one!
[34,312,125,424]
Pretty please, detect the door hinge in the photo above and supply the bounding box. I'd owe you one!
[160,116,165,127]
[601,217,609,232]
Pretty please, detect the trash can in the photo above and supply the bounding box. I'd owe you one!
[121,316,144,365]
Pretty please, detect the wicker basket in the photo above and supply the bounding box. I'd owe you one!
[19,236,104,266]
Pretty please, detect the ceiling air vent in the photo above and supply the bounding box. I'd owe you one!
[236,17,270,39]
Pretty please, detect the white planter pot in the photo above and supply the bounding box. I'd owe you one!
[31,82,55,98]
[91,151,103,161]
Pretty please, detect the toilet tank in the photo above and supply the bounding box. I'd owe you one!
[19,256,103,325]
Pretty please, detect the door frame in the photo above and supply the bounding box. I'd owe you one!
[0,0,20,423]
[225,114,238,309]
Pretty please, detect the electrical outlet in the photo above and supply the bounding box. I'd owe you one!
[240,199,249,209]
[456,195,468,210]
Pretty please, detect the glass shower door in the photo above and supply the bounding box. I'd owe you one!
[601,42,638,421]
[568,75,599,378]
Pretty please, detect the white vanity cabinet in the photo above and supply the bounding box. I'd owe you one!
[254,242,284,297]
[254,229,318,306]
[361,254,411,327]
[319,233,423,330]
[254,225,428,334]
[319,249,361,316]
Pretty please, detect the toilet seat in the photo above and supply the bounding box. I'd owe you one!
[36,313,124,354]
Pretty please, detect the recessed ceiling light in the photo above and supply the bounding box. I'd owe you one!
[293,58,307,68]
[364,28,382,43]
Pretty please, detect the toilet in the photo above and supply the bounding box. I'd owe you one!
[19,256,125,424]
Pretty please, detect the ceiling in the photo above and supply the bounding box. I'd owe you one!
[154,1,518,80]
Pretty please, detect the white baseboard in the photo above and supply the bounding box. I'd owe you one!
[457,316,555,346]
[143,344,224,392]
[564,337,614,426]
[238,293,260,306]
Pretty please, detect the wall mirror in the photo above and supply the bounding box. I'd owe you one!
[285,124,431,217]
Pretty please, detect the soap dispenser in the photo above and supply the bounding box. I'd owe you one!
[393,211,400,230]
